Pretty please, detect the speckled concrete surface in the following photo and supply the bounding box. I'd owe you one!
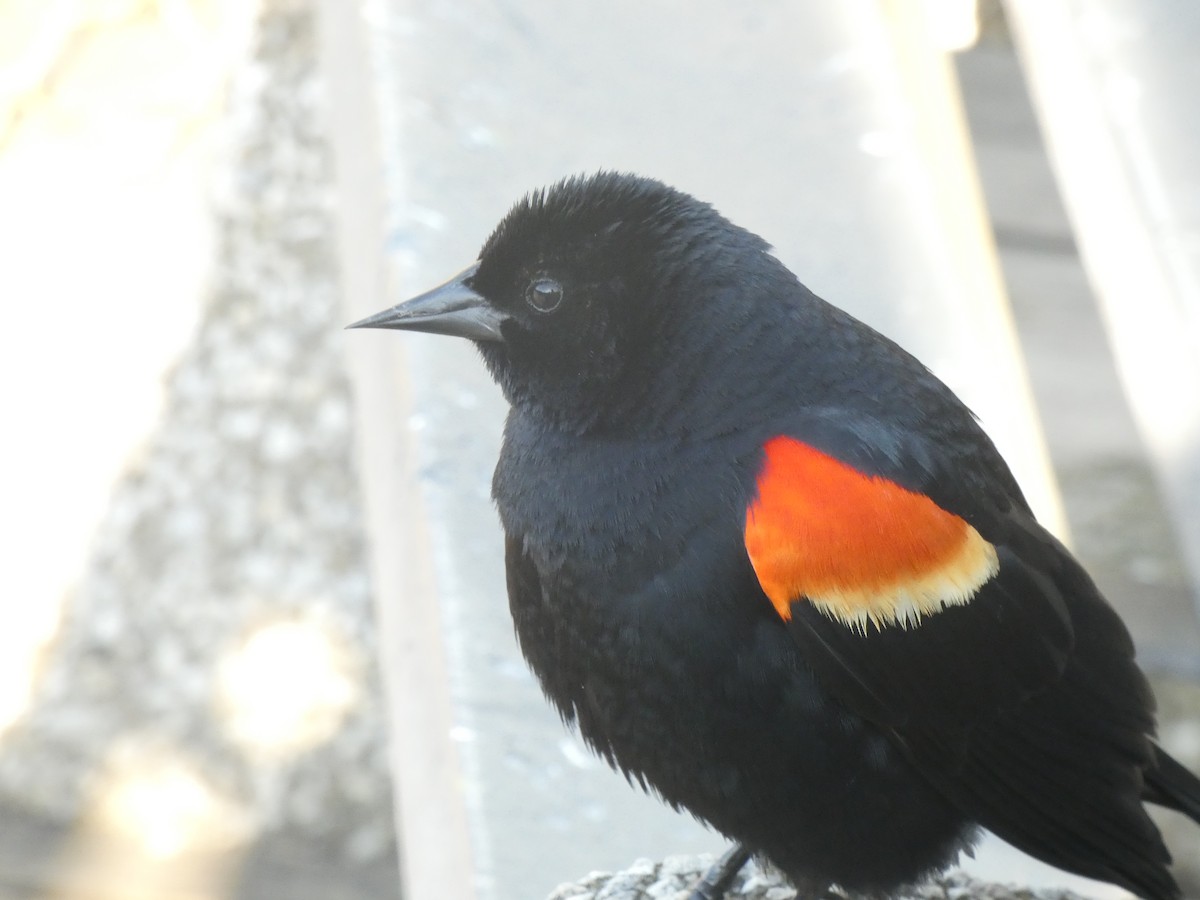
[0,1,399,896]
[545,857,1091,900]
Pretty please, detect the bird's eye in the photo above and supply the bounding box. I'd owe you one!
[525,277,564,313]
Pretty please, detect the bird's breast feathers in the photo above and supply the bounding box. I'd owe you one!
[744,436,999,631]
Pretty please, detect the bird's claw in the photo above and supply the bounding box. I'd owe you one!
[687,845,752,900]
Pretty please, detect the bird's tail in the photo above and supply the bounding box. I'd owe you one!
[1144,744,1200,823]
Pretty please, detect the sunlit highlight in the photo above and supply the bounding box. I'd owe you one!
[922,0,980,52]
[94,746,250,860]
[215,618,360,758]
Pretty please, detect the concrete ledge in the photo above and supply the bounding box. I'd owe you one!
[545,857,1090,900]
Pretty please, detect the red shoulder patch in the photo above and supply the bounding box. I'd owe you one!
[744,437,998,630]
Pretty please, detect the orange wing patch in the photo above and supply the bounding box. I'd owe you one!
[745,437,999,631]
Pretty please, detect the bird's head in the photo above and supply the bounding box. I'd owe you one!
[349,172,782,433]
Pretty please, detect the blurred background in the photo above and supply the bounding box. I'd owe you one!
[0,0,1198,899]
[0,0,398,897]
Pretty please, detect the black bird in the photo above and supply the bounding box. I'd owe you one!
[350,172,1200,899]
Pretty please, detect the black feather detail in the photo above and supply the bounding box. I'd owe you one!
[1144,744,1200,823]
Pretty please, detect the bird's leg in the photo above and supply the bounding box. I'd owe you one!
[687,844,752,900]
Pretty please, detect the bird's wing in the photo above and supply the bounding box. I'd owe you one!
[742,422,1174,897]
[744,427,1073,729]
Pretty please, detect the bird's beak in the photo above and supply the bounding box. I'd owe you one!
[346,262,507,343]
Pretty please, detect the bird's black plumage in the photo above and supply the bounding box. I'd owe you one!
[351,172,1200,898]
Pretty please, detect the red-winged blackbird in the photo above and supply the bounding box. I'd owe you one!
[350,173,1200,899]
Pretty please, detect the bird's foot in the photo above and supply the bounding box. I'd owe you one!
[687,844,752,900]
